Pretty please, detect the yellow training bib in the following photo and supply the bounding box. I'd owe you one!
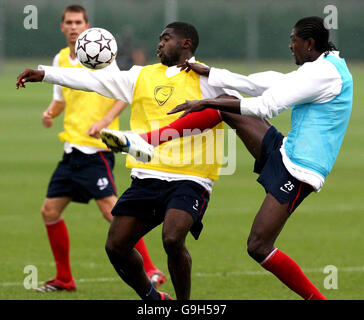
[126,63,224,181]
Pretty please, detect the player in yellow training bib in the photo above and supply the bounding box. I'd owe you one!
[16,22,241,300]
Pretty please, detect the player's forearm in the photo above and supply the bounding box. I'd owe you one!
[201,98,242,114]
[195,96,285,119]
[46,100,65,117]
[208,67,286,97]
[40,65,109,95]
[205,96,287,119]
[100,100,128,126]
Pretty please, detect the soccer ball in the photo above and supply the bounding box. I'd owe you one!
[75,27,118,69]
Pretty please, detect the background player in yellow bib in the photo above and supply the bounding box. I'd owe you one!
[34,5,165,292]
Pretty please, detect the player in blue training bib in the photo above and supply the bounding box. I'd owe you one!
[168,16,352,300]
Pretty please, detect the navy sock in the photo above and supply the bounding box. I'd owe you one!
[138,282,160,300]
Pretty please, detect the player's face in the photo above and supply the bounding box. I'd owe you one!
[61,12,89,45]
[157,28,183,67]
[289,28,309,66]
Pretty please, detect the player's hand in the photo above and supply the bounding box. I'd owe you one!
[16,69,45,89]
[88,120,106,139]
[177,59,210,76]
[168,100,206,118]
[42,110,54,128]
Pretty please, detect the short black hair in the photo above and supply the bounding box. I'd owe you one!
[294,16,337,56]
[165,21,199,53]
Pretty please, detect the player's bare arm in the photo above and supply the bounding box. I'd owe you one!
[168,97,241,118]
[16,69,45,89]
[177,59,210,76]
[88,100,128,139]
[42,100,66,128]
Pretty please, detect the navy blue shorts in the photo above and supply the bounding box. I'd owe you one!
[254,126,313,214]
[47,148,117,203]
[111,178,210,240]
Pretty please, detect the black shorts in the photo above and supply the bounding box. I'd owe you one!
[47,148,117,203]
[111,178,210,240]
[254,126,314,214]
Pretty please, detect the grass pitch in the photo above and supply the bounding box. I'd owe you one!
[1,58,363,300]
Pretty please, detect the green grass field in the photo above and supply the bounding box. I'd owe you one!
[1,58,363,300]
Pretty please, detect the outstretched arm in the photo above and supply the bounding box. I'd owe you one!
[174,58,343,119]
[16,65,141,104]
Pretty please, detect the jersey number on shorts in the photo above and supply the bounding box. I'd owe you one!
[280,181,294,194]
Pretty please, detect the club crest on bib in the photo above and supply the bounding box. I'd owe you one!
[154,86,174,106]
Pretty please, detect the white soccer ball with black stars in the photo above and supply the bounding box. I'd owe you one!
[76,27,118,69]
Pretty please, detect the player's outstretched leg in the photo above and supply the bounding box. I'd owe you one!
[101,109,222,161]
[100,128,154,163]
[247,194,326,300]
[139,108,223,146]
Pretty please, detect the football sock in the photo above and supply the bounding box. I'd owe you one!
[137,282,161,300]
[134,238,155,273]
[45,219,73,283]
[261,248,327,300]
[140,108,222,146]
